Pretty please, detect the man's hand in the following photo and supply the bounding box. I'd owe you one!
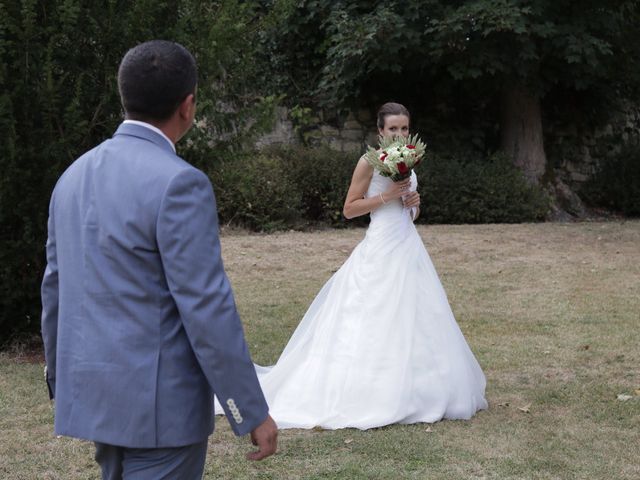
[246,414,278,461]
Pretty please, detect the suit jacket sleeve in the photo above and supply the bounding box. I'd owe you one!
[156,168,269,436]
[41,194,59,400]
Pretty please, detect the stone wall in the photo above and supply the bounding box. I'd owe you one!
[253,107,297,148]
[255,107,378,154]
[548,106,640,188]
[257,104,640,191]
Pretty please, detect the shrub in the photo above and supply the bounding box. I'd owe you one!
[271,146,361,226]
[581,147,640,216]
[416,153,550,224]
[206,147,549,231]
[209,152,304,231]
[208,146,366,230]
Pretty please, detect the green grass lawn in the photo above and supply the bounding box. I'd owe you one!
[1,221,639,479]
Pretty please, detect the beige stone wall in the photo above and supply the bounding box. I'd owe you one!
[255,107,379,153]
[257,104,640,189]
[550,106,640,187]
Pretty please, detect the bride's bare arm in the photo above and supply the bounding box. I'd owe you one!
[343,158,411,219]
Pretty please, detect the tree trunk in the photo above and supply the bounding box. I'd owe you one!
[500,85,547,183]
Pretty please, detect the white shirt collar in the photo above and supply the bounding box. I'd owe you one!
[122,119,176,153]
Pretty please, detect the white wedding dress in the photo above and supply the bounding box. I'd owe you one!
[216,170,487,429]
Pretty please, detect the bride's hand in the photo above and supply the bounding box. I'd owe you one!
[383,178,411,201]
[402,190,420,209]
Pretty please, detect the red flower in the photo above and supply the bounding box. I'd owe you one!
[406,145,416,149]
[397,161,409,174]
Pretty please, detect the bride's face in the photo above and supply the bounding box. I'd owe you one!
[379,114,410,138]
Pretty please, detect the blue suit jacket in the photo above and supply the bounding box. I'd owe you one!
[41,122,268,448]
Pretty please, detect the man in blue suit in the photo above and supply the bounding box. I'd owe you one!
[41,40,277,479]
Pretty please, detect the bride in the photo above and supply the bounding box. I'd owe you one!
[218,102,488,429]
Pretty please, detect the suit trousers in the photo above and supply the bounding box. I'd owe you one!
[94,440,208,480]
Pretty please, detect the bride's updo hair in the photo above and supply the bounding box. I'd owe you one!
[377,102,410,129]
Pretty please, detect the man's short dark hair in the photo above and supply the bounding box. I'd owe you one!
[118,40,197,122]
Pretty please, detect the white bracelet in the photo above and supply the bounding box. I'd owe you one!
[379,193,386,204]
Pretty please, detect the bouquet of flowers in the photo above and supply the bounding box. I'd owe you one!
[364,134,427,181]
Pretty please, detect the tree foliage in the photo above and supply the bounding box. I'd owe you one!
[0,0,270,344]
[257,1,640,182]
[261,0,640,108]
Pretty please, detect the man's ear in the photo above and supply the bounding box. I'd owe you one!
[178,93,195,120]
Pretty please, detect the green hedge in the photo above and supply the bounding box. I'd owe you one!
[205,147,549,231]
[417,153,550,224]
[271,146,359,226]
[209,152,305,231]
[581,146,640,216]
[207,146,361,231]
